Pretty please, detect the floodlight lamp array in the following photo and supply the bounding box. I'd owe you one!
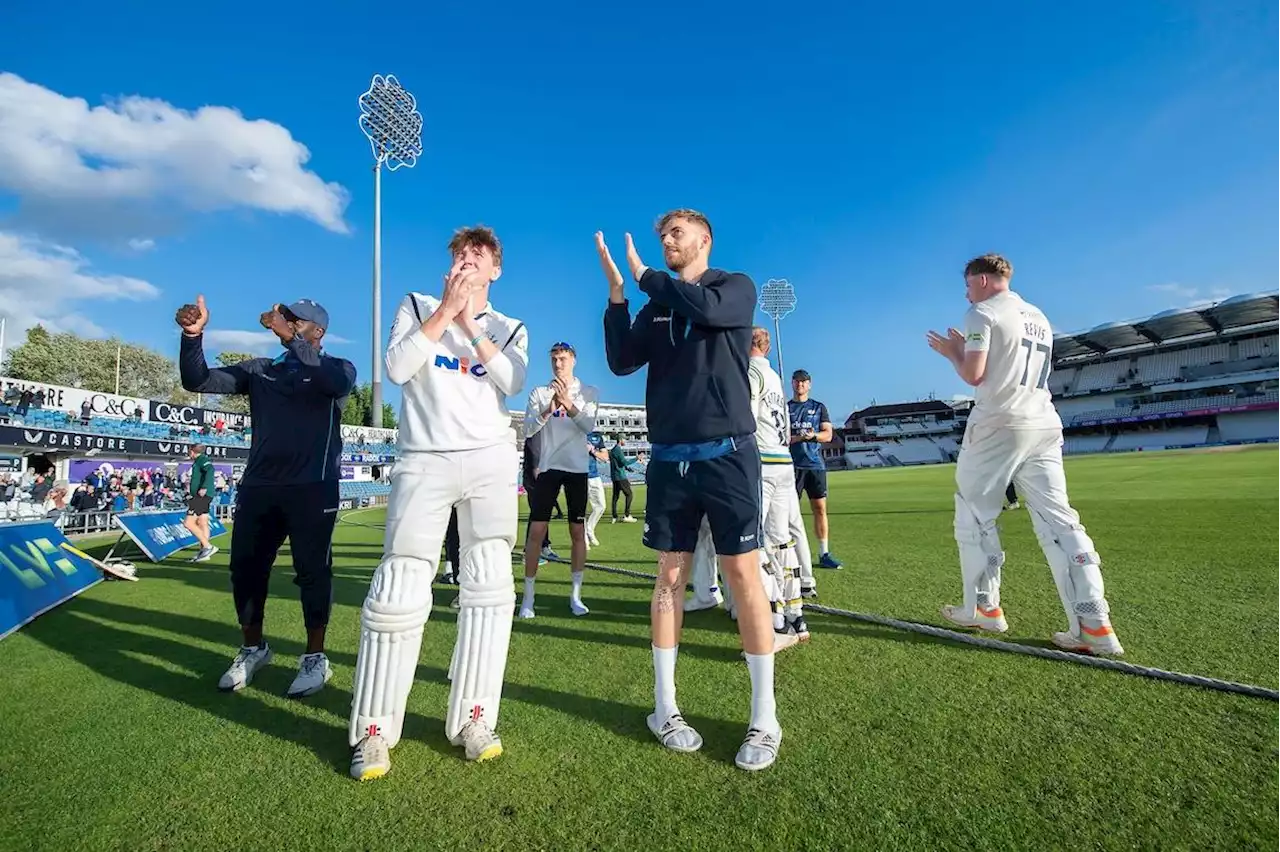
[759,278,797,320]
[358,74,424,171]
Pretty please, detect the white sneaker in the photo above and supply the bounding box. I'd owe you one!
[191,545,218,563]
[518,606,535,619]
[735,727,782,771]
[1052,620,1124,656]
[351,734,390,781]
[286,652,332,698]
[621,516,638,524]
[647,712,702,753]
[218,644,273,692]
[455,720,503,762]
[587,534,600,547]
[941,603,1009,633]
[570,599,590,617]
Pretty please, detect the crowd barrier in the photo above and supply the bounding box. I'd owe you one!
[0,520,101,640]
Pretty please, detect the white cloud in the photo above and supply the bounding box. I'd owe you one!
[0,230,159,339]
[1147,283,1233,308]
[0,72,350,239]
[204,329,352,355]
[127,237,155,252]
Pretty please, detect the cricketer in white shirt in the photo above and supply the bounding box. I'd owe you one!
[348,229,531,783]
[928,254,1121,656]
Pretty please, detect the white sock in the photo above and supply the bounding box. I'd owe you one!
[819,538,829,555]
[653,645,679,719]
[571,571,584,602]
[744,652,779,734]
[522,577,535,609]
[444,560,453,577]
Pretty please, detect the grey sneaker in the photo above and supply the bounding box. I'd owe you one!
[217,644,273,692]
[647,712,703,753]
[735,727,782,771]
[191,545,218,563]
[351,734,390,781]
[286,652,332,698]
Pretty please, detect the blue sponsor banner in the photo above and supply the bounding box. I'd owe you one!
[113,510,228,563]
[0,520,102,640]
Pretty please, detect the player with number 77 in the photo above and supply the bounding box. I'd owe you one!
[926,253,1124,657]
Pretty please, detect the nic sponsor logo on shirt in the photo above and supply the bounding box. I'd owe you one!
[434,354,487,379]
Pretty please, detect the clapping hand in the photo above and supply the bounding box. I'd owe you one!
[261,305,296,343]
[175,295,209,335]
[623,233,646,282]
[442,268,482,319]
[551,378,573,411]
[927,328,966,363]
[595,232,625,301]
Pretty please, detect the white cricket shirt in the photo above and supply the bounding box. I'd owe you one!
[524,378,599,474]
[963,290,1062,431]
[749,355,792,465]
[385,292,529,453]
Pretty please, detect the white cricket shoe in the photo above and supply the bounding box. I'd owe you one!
[517,606,535,619]
[287,652,332,698]
[217,644,273,692]
[570,599,590,617]
[587,534,600,547]
[1052,620,1124,656]
[455,720,503,762]
[351,734,390,781]
[941,603,1009,633]
[735,727,782,771]
[621,516,638,524]
[647,712,703,753]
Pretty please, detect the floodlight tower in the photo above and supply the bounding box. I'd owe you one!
[358,74,424,428]
[759,278,797,380]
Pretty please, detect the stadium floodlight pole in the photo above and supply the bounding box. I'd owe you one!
[358,73,424,428]
[759,278,797,379]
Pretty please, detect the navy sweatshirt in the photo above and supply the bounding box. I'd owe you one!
[604,267,756,446]
[179,334,356,487]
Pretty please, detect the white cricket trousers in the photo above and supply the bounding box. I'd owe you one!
[348,443,518,749]
[585,476,606,540]
[955,425,1073,523]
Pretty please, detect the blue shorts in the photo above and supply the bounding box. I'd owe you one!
[642,434,762,556]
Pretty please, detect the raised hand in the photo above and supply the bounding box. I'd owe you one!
[595,232,625,295]
[175,295,210,335]
[623,233,646,282]
[261,305,296,343]
[926,328,966,363]
[441,269,477,319]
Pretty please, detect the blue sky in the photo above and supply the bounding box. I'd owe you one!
[0,0,1275,418]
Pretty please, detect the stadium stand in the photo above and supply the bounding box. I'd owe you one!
[834,291,1278,466]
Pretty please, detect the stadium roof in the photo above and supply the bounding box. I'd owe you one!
[848,399,954,422]
[1052,290,1279,361]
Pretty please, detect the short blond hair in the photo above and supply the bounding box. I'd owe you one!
[751,326,770,352]
[655,208,713,239]
[964,254,1013,279]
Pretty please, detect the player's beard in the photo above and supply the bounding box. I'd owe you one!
[664,243,696,273]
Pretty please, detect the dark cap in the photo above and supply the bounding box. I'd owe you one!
[550,340,575,354]
[282,299,330,329]
[792,369,811,381]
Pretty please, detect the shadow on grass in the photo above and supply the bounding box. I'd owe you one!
[25,596,742,770]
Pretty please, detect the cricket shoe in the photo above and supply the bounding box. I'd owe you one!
[287,652,332,698]
[587,534,600,547]
[454,720,503,762]
[683,594,723,613]
[940,603,1009,633]
[621,516,638,524]
[569,599,590,617]
[818,553,843,569]
[1052,621,1124,656]
[350,733,391,781]
[217,643,273,692]
[735,727,782,772]
[541,546,559,561]
[744,631,800,659]
[647,712,703,753]
[801,586,818,599]
[517,606,535,619]
[787,614,811,642]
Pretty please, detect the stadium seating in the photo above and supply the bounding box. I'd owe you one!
[1063,434,1112,455]
[1071,361,1131,393]
[340,481,392,500]
[1110,426,1210,452]
[1236,336,1276,360]
[1133,343,1231,383]
[1217,410,1279,442]
[15,408,250,447]
[882,438,946,466]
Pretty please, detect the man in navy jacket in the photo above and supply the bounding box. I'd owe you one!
[599,209,781,772]
[176,295,356,700]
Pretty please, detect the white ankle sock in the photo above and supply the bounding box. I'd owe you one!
[653,645,679,719]
[744,652,779,734]
[571,571,584,602]
[522,577,535,608]
[819,538,829,555]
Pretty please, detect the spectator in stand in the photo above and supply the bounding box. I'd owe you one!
[30,473,51,505]
[139,483,160,508]
[17,388,33,416]
[1,475,15,503]
[79,399,92,425]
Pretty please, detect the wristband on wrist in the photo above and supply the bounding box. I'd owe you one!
[470,335,484,348]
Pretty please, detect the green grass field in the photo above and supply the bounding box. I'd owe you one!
[1,447,1276,851]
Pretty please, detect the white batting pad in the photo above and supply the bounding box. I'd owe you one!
[1028,505,1109,633]
[954,492,1005,616]
[446,538,516,742]
[768,541,803,617]
[348,556,434,748]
